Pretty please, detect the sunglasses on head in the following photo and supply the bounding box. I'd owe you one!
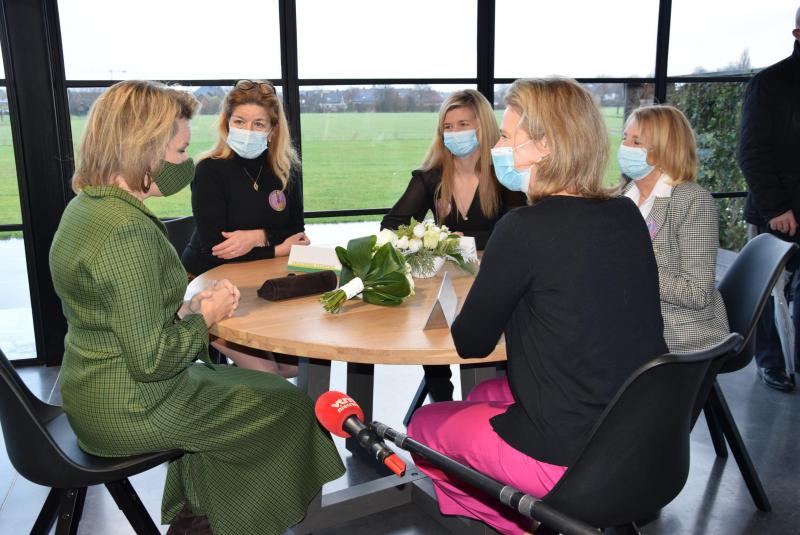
[234,80,275,94]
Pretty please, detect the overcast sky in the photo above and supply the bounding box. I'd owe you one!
[6,0,793,81]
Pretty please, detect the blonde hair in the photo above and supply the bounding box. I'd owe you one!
[421,89,501,220]
[72,80,198,193]
[201,80,298,190]
[626,105,698,184]
[504,78,611,202]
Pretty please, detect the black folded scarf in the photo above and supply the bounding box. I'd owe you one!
[257,270,338,301]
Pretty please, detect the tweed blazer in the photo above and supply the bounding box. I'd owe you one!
[623,180,730,352]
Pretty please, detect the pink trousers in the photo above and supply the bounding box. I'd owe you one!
[407,378,567,535]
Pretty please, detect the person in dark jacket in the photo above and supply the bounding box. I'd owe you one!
[737,7,800,391]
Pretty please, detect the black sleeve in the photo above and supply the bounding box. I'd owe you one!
[738,76,788,220]
[381,171,435,230]
[191,160,229,251]
[451,211,531,358]
[266,169,305,247]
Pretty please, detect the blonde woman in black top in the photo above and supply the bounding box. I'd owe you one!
[382,89,524,401]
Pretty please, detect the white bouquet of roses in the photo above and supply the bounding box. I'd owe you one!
[378,218,477,278]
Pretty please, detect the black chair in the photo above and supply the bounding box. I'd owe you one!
[164,215,195,257]
[698,233,797,512]
[534,334,743,535]
[0,349,184,534]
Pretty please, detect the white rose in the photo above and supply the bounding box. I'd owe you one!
[396,235,410,250]
[431,225,441,234]
[423,229,440,249]
[408,238,422,253]
[412,224,425,238]
[439,231,449,241]
[376,228,398,247]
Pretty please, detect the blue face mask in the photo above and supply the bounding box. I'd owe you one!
[617,145,654,181]
[443,129,480,157]
[227,127,269,159]
[491,146,531,193]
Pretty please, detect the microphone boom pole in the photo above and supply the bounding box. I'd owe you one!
[371,421,598,535]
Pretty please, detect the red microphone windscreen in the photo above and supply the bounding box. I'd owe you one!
[315,391,365,438]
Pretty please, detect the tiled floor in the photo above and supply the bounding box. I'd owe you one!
[1,361,798,534]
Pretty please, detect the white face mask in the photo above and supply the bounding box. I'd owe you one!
[226,126,269,159]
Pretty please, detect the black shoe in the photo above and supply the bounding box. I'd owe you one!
[757,367,795,392]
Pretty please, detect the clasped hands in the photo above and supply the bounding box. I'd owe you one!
[181,279,241,327]
[211,230,310,259]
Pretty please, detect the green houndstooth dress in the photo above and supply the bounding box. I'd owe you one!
[49,186,344,535]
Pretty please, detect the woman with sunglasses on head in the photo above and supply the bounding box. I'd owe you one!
[182,80,307,374]
[381,89,524,402]
[181,79,308,278]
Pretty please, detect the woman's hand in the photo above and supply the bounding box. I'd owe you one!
[274,232,310,257]
[187,279,240,327]
[211,229,267,259]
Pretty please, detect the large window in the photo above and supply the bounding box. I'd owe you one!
[0,76,36,359]
[667,81,748,250]
[296,0,476,79]
[300,84,471,215]
[668,1,793,76]
[495,0,660,78]
[58,0,281,80]
[66,85,283,218]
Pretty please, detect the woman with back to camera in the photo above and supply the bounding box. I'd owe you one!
[182,80,306,374]
[407,78,668,535]
[617,105,729,353]
[381,89,525,402]
[50,80,344,535]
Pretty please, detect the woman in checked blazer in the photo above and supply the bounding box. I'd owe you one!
[617,105,730,352]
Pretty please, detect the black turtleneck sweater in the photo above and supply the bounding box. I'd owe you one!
[181,151,303,276]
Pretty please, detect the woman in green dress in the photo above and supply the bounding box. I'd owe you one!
[49,80,344,535]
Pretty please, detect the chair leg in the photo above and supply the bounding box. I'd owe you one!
[403,377,429,426]
[106,478,161,535]
[54,487,86,535]
[703,400,728,458]
[707,383,772,511]
[30,487,62,535]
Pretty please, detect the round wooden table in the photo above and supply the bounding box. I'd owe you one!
[185,256,506,534]
[186,256,506,365]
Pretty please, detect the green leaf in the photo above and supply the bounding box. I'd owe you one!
[346,235,377,278]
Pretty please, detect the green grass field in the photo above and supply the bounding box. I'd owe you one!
[0,109,625,226]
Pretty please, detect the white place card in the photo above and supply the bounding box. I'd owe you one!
[424,271,458,331]
[287,245,342,274]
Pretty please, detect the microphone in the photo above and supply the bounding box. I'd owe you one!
[315,391,406,477]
